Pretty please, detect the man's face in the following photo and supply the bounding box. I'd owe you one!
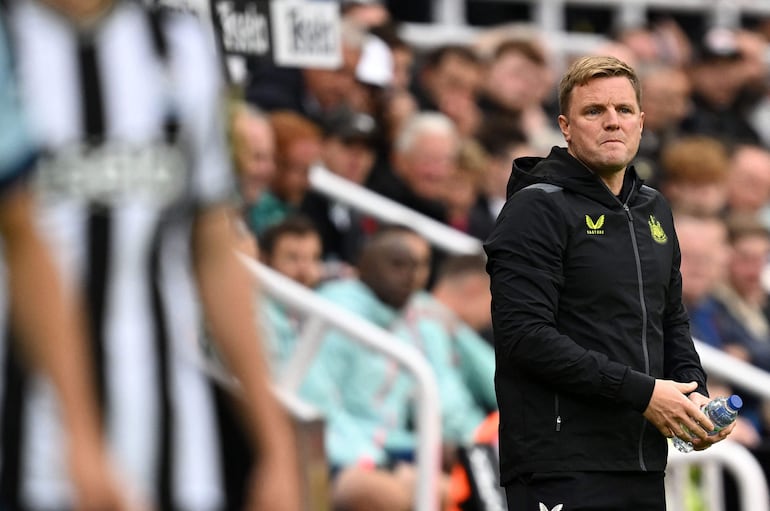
[266,233,322,288]
[395,132,456,200]
[486,51,542,111]
[235,119,275,204]
[424,54,482,113]
[364,244,417,309]
[729,235,770,300]
[322,137,375,185]
[272,139,321,205]
[558,76,644,177]
[304,46,362,112]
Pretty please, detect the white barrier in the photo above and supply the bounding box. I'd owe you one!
[309,164,484,256]
[667,440,769,511]
[241,256,443,511]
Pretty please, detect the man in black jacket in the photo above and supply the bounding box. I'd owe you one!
[484,55,735,510]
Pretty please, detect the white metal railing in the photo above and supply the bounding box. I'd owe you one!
[695,339,770,401]
[240,255,443,511]
[309,165,483,256]
[667,440,769,511]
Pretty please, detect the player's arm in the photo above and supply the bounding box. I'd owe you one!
[0,185,136,511]
[192,203,301,511]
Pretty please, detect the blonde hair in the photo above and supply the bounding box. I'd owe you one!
[558,55,641,115]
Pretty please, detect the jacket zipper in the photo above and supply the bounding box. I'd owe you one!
[555,394,561,432]
[623,203,650,471]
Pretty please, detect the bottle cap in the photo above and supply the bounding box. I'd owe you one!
[728,394,743,411]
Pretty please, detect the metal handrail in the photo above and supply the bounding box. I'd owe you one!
[240,255,443,511]
[309,164,483,256]
[667,440,770,511]
[695,339,770,401]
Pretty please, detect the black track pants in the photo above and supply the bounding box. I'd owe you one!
[505,471,666,511]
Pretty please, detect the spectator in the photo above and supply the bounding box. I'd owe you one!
[401,227,433,292]
[396,254,496,459]
[411,44,484,137]
[478,37,561,153]
[230,102,280,239]
[676,213,729,350]
[671,212,762,511]
[442,137,492,241]
[341,0,391,29]
[725,144,770,224]
[711,214,770,375]
[658,135,729,216]
[369,111,459,223]
[475,117,537,224]
[244,18,367,124]
[682,27,761,145]
[246,111,322,236]
[258,215,324,374]
[300,108,379,267]
[633,63,692,186]
[299,227,447,511]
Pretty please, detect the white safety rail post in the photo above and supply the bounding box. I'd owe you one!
[240,255,443,511]
[309,165,484,256]
[667,440,769,511]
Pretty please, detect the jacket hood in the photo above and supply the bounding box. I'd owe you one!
[507,146,642,208]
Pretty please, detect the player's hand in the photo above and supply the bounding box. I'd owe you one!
[68,443,149,511]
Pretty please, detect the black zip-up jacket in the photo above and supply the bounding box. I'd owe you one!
[484,147,707,485]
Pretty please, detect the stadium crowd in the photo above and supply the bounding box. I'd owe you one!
[5,0,770,508]
[231,0,770,509]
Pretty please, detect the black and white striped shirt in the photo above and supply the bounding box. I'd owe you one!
[2,1,239,508]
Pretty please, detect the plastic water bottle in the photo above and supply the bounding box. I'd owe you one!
[672,394,743,453]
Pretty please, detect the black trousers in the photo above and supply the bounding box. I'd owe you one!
[505,471,666,511]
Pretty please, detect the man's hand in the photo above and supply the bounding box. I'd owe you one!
[643,380,714,443]
[687,391,736,451]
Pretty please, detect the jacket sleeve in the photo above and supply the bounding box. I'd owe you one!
[662,215,709,396]
[485,188,655,411]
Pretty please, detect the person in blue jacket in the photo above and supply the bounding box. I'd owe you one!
[484,55,735,511]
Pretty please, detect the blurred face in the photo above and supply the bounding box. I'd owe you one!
[392,46,415,91]
[485,51,542,111]
[728,235,770,301]
[455,273,492,331]
[265,233,323,288]
[322,138,375,185]
[443,171,477,218]
[690,60,745,108]
[424,54,482,114]
[303,45,362,112]
[395,131,456,200]
[678,219,728,304]
[234,117,275,204]
[641,69,691,132]
[272,139,321,205]
[728,147,770,213]
[559,76,644,178]
[664,181,727,217]
[403,232,432,291]
[363,243,417,308]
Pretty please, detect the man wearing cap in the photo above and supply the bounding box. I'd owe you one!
[682,27,761,145]
[300,108,380,267]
